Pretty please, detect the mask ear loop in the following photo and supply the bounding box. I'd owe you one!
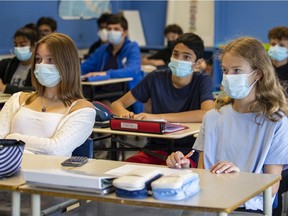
[246,69,258,88]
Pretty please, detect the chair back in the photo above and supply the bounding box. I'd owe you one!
[72,138,93,158]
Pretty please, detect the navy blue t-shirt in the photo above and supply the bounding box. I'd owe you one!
[131,69,214,154]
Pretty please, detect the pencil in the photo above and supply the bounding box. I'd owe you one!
[184,149,195,158]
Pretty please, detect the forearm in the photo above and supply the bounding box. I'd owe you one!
[0,93,21,138]
[111,92,137,116]
[156,110,210,123]
[6,108,95,156]
[111,100,132,116]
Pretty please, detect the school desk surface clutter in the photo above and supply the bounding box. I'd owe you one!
[22,159,200,201]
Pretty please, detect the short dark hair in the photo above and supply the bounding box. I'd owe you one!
[107,14,128,31]
[37,17,57,31]
[14,27,39,46]
[173,33,204,60]
[164,24,183,36]
[268,26,288,40]
[97,13,111,26]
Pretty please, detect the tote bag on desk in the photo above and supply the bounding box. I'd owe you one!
[0,139,25,178]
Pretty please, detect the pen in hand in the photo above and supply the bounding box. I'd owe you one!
[185,149,195,158]
[175,150,195,168]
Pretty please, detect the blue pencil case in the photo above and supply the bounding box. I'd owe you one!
[151,172,200,201]
[112,167,162,199]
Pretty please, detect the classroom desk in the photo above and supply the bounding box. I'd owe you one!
[0,154,71,216]
[81,77,133,101]
[0,93,11,104]
[18,158,280,216]
[93,123,201,160]
[0,173,25,216]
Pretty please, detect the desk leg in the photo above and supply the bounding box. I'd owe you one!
[31,194,41,216]
[11,191,20,216]
[111,136,118,160]
[218,212,228,216]
[264,186,272,216]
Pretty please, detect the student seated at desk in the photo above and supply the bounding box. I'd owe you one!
[85,12,111,59]
[142,24,183,68]
[267,25,288,216]
[112,33,214,166]
[81,13,143,113]
[267,26,288,97]
[0,33,96,156]
[167,37,288,213]
[0,26,38,94]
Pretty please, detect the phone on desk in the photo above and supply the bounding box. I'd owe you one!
[61,156,88,167]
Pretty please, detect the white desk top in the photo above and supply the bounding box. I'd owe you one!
[81,77,133,86]
[93,123,201,139]
[0,93,11,103]
[18,157,281,214]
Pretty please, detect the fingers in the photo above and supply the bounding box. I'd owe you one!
[134,113,146,120]
[166,151,190,169]
[210,161,240,174]
[120,112,134,118]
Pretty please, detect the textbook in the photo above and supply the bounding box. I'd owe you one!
[110,117,188,134]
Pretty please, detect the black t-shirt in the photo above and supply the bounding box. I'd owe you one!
[131,69,214,154]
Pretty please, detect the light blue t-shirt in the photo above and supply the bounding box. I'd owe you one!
[193,104,288,210]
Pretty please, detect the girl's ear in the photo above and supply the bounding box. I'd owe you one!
[255,69,263,81]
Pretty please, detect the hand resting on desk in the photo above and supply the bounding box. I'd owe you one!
[120,112,164,120]
[82,71,107,78]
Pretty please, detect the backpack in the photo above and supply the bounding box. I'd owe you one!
[93,101,113,128]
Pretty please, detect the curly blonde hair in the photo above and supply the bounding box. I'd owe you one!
[216,37,288,121]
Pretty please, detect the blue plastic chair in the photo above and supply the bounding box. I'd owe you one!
[72,138,93,158]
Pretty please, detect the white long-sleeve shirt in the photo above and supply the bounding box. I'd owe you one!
[0,92,96,156]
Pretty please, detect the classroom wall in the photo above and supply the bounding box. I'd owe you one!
[0,1,167,55]
[213,1,288,89]
[1,1,288,89]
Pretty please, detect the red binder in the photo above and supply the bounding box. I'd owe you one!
[110,117,188,134]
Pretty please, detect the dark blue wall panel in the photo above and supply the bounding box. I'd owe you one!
[0,1,167,54]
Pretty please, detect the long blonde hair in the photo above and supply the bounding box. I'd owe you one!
[27,33,83,107]
[216,37,288,121]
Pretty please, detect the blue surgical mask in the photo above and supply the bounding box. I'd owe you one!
[168,58,193,77]
[221,70,257,99]
[107,30,123,45]
[34,64,61,87]
[14,46,32,61]
[268,45,288,61]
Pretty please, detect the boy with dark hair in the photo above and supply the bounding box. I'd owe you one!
[37,17,57,38]
[142,24,183,67]
[81,14,143,113]
[112,32,214,166]
[268,26,288,95]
